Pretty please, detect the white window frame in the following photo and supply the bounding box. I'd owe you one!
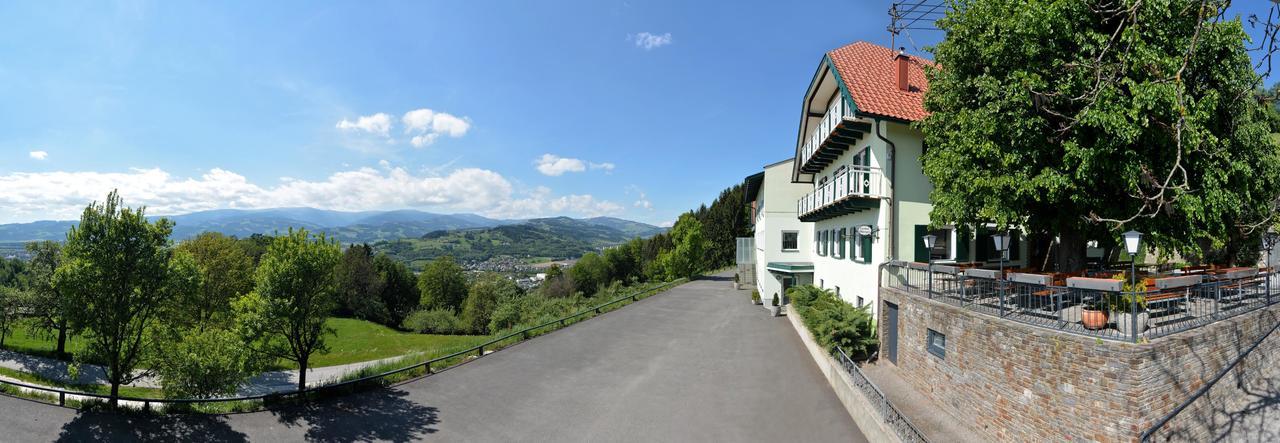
[781,230,799,252]
[929,226,957,262]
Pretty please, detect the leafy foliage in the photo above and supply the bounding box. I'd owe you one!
[417,255,468,312]
[921,0,1280,269]
[375,217,664,268]
[334,243,390,323]
[151,327,258,399]
[401,308,467,335]
[22,240,73,355]
[236,228,342,391]
[657,214,706,280]
[788,285,877,357]
[569,252,609,295]
[175,232,255,327]
[54,191,180,404]
[373,253,420,327]
[461,273,521,334]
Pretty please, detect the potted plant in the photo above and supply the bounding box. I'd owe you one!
[1111,273,1150,335]
[733,273,741,290]
[769,293,781,317]
[1080,297,1109,330]
[751,290,762,305]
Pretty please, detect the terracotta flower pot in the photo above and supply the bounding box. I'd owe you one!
[1081,309,1109,330]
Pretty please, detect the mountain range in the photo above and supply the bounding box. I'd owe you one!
[375,216,665,267]
[0,208,664,245]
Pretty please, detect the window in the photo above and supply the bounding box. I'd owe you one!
[818,230,827,256]
[836,228,846,259]
[781,231,798,251]
[835,286,841,296]
[927,329,946,359]
[929,228,953,260]
[856,296,865,307]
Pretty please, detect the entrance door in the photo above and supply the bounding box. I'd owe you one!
[781,276,794,303]
[885,302,899,364]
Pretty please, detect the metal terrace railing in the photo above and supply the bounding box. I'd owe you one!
[0,279,687,412]
[796,165,885,217]
[882,261,1278,342]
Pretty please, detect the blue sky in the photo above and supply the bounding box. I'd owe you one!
[0,1,1271,225]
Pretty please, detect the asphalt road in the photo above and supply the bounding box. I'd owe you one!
[1,274,866,442]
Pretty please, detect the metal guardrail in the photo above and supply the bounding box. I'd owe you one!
[0,279,687,411]
[1139,315,1280,442]
[835,346,929,443]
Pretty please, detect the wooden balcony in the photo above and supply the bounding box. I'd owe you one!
[796,165,884,222]
[797,98,872,174]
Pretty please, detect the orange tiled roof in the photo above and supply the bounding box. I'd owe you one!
[826,41,932,122]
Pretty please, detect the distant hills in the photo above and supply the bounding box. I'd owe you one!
[0,208,663,247]
[375,216,667,268]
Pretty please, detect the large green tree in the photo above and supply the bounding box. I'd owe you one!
[461,273,521,334]
[54,191,181,405]
[569,252,609,295]
[373,253,420,326]
[236,228,341,392]
[335,243,389,323]
[417,255,468,312]
[23,241,73,355]
[921,0,1280,270]
[175,232,255,329]
[658,213,706,280]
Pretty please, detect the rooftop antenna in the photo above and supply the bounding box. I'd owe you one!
[888,1,947,55]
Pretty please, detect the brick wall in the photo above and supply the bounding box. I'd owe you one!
[878,286,1280,442]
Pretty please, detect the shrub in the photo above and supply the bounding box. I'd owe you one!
[461,273,521,334]
[750,290,760,303]
[788,285,877,358]
[487,294,579,334]
[402,308,466,334]
[771,293,779,307]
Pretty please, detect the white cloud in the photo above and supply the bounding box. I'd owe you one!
[631,32,672,50]
[633,192,652,210]
[535,154,587,176]
[535,154,616,176]
[403,109,470,147]
[28,151,48,160]
[0,165,624,223]
[335,113,392,137]
[657,219,675,228]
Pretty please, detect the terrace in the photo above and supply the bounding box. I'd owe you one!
[882,260,1279,342]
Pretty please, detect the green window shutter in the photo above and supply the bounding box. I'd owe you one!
[975,226,991,262]
[956,226,971,262]
[861,233,873,264]
[1010,229,1022,261]
[913,225,929,263]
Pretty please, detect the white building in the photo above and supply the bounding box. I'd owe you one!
[744,159,814,304]
[787,41,1028,314]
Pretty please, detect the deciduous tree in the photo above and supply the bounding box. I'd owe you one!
[921,0,1280,270]
[54,191,180,406]
[236,228,341,392]
[417,256,468,312]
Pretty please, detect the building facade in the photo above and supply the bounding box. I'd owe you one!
[745,158,814,305]
[787,41,1028,313]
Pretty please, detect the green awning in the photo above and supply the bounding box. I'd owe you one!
[766,262,814,273]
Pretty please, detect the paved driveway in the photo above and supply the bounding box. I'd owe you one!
[2,274,866,442]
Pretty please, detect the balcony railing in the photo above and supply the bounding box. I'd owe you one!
[882,261,1279,342]
[796,165,884,219]
[798,97,856,170]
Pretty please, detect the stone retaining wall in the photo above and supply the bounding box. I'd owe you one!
[879,286,1280,442]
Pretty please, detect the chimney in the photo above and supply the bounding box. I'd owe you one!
[895,47,910,92]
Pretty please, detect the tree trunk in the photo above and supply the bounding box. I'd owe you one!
[56,323,67,356]
[109,382,119,408]
[298,358,308,393]
[1057,229,1088,273]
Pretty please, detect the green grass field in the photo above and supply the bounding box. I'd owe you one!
[1,317,490,369]
[306,318,490,368]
